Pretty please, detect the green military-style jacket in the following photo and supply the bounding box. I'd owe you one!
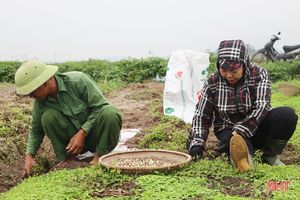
[26,71,108,155]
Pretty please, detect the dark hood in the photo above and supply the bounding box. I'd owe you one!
[217,39,250,70]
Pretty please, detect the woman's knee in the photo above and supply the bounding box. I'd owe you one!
[272,106,298,126]
[267,106,298,139]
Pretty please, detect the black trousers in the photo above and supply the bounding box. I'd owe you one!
[215,106,298,155]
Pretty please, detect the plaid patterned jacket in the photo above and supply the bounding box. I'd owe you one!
[189,40,272,149]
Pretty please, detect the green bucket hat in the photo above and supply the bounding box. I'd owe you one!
[15,60,58,95]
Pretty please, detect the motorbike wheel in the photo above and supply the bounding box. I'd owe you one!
[251,50,271,63]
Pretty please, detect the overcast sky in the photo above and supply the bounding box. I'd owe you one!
[1,0,299,62]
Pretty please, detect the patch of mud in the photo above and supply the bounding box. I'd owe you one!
[280,144,300,165]
[192,176,272,200]
[0,85,16,102]
[277,83,300,96]
[90,180,137,198]
[107,82,164,129]
[204,129,220,159]
[49,159,89,171]
[107,82,164,149]
[206,175,272,199]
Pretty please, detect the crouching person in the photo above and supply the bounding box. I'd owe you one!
[187,39,298,173]
[15,60,122,177]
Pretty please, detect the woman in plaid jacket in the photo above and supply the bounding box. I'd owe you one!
[187,39,298,173]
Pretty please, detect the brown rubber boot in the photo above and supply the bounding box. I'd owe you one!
[230,133,251,173]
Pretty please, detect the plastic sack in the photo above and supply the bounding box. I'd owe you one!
[163,50,210,123]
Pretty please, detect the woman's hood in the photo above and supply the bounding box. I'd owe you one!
[217,39,251,70]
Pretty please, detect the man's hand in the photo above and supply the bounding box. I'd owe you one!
[66,129,86,155]
[22,154,37,178]
[188,145,204,160]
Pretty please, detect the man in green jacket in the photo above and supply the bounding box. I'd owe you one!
[15,60,122,176]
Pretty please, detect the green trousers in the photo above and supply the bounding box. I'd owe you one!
[41,105,122,161]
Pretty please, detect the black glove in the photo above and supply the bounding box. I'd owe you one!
[188,145,204,160]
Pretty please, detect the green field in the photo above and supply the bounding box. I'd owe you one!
[0,59,300,199]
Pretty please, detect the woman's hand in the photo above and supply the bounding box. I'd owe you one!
[188,145,204,160]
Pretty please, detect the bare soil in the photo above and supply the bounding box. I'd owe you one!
[90,180,137,198]
[107,81,164,130]
[277,83,300,96]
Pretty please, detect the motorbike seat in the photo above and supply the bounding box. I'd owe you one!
[283,45,300,53]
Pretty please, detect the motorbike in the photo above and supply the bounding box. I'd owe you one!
[251,32,300,62]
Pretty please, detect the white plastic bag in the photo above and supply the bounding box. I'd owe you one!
[163,50,210,123]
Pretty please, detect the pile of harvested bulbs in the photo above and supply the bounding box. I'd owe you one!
[111,157,177,168]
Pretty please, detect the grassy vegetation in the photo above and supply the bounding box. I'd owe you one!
[1,57,300,83]
[272,80,300,146]
[98,79,126,96]
[2,152,299,199]
[1,59,300,199]
[0,58,168,83]
[1,79,300,199]
[139,99,190,151]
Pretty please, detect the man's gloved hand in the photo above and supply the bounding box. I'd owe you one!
[188,145,204,160]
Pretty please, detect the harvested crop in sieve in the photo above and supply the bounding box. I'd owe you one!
[110,158,178,168]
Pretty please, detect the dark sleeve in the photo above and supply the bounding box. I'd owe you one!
[189,81,214,149]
